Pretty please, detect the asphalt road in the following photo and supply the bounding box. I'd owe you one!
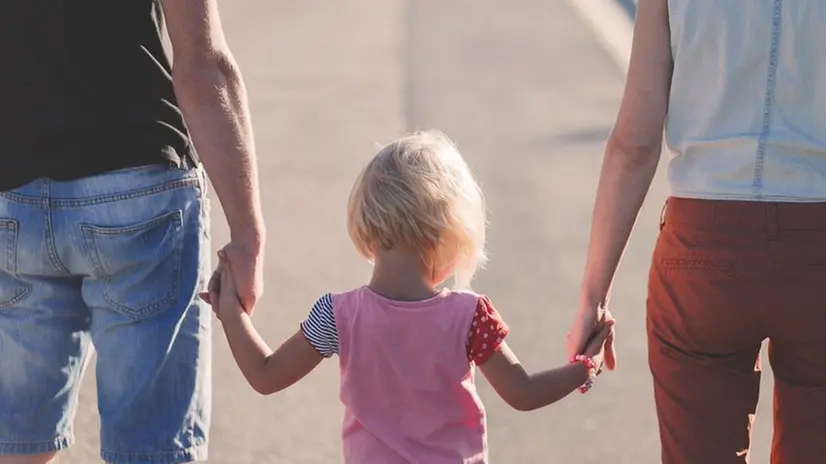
[63,1,776,462]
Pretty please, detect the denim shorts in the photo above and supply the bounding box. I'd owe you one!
[0,165,212,463]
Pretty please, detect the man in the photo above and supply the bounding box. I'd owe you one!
[0,0,264,463]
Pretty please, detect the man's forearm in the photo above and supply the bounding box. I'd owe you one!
[173,53,264,237]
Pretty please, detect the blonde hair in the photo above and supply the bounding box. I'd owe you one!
[347,130,487,289]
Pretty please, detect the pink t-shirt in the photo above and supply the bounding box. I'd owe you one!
[301,286,509,463]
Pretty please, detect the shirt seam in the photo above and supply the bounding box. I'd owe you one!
[752,0,783,199]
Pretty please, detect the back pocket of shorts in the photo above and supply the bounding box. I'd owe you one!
[0,220,31,309]
[81,210,184,319]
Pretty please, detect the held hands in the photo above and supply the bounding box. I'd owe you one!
[567,304,617,372]
[577,310,615,372]
[222,227,265,314]
[204,251,246,321]
[200,226,265,315]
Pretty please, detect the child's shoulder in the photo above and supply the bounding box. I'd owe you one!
[444,288,486,301]
[444,288,478,297]
[444,290,503,317]
[442,288,488,309]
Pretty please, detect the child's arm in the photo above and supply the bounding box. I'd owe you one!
[479,320,613,411]
[220,311,324,395]
[214,255,324,395]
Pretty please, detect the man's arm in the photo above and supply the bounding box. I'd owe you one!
[161,0,264,311]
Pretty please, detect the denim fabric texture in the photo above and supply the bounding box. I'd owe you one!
[0,165,212,463]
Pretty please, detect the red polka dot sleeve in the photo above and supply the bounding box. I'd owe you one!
[466,296,510,365]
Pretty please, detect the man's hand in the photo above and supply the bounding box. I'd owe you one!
[206,250,247,320]
[200,229,264,315]
[566,302,617,371]
[200,223,265,315]
[222,226,265,314]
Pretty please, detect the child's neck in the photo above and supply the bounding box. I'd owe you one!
[369,249,440,302]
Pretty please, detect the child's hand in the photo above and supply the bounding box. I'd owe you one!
[199,261,223,317]
[581,310,616,372]
[209,251,245,320]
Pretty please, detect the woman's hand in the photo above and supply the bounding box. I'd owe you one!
[567,303,616,371]
[579,310,616,371]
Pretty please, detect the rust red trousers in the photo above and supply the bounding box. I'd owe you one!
[648,197,826,464]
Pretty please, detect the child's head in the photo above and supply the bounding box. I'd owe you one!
[347,130,487,289]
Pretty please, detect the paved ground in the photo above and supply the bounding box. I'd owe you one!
[64,1,777,462]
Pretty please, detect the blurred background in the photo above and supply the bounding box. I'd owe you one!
[63,1,776,462]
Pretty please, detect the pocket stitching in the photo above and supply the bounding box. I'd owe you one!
[1,220,14,273]
[81,210,182,236]
[659,258,734,272]
[100,245,182,317]
[0,220,32,309]
[81,210,184,318]
[661,258,732,268]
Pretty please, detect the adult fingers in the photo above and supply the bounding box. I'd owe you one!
[208,265,221,291]
[223,245,259,313]
[200,266,222,304]
[209,288,221,319]
[603,329,617,371]
[566,324,587,360]
[568,309,598,358]
[582,320,614,356]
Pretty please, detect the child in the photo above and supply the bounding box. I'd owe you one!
[208,130,614,464]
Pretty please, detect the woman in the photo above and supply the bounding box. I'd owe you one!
[566,0,826,462]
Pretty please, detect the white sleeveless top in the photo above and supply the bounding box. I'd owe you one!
[665,0,826,201]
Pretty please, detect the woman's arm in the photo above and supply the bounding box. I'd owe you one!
[567,0,674,367]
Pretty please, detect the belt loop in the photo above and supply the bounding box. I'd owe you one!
[766,203,779,240]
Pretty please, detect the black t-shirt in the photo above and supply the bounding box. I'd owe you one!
[0,0,196,191]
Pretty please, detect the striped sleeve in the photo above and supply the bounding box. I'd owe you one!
[300,293,339,358]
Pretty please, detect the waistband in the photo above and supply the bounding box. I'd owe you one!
[0,165,203,204]
[663,197,826,231]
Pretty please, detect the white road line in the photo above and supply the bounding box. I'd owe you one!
[566,0,634,75]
